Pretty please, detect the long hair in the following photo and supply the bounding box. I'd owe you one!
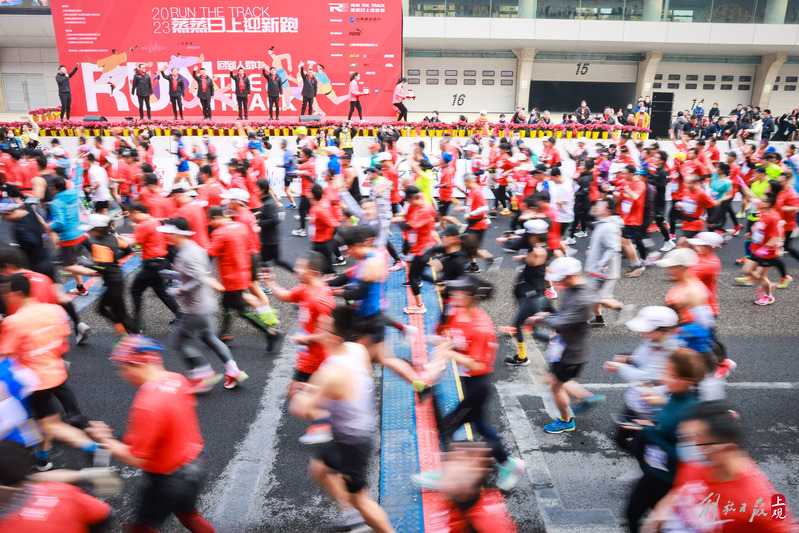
[397,77,407,85]
[350,72,359,81]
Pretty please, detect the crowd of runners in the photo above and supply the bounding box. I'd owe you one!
[0,120,796,532]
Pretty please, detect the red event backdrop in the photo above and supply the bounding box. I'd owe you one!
[49,0,402,119]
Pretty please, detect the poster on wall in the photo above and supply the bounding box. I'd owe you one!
[49,0,402,119]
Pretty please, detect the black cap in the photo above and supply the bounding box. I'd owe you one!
[533,163,547,174]
[445,275,493,299]
[166,217,191,232]
[441,225,461,237]
[168,187,186,196]
[550,167,561,177]
[405,185,421,199]
[364,166,382,174]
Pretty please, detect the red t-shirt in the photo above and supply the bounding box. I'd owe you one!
[228,172,247,192]
[776,188,799,232]
[495,156,514,186]
[245,166,263,210]
[198,181,225,208]
[287,283,334,374]
[544,207,561,250]
[0,482,110,533]
[446,307,497,377]
[5,271,58,315]
[707,145,720,162]
[133,217,167,259]
[666,459,797,532]
[688,254,721,316]
[234,207,260,254]
[138,189,175,220]
[383,165,401,204]
[405,203,437,255]
[298,160,316,197]
[541,146,561,167]
[309,200,339,243]
[751,210,783,259]
[620,179,646,226]
[124,372,204,474]
[175,201,210,249]
[466,187,489,231]
[439,165,455,202]
[680,187,715,232]
[207,221,251,291]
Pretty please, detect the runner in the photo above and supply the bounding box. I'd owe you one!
[584,197,629,327]
[654,248,715,326]
[733,192,784,305]
[392,186,437,314]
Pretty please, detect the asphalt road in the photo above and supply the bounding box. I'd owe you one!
[50,204,799,532]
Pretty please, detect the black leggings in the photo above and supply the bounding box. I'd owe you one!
[386,240,402,263]
[301,97,314,115]
[493,185,508,210]
[237,96,249,118]
[137,95,152,120]
[58,92,71,120]
[439,374,508,464]
[393,102,408,121]
[268,95,280,119]
[348,100,363,120]
[572,202,591,235]
[514,294,550,343]
[130,260,181,322]
[298,196,311,230]
[408,254,427,296]
[722,198,739,229]
[668,203,680,236]
[652,213,671,241]
[783,233,799,266]
[220,291,271,337]
[200,98,212,119]
[170,96,183,118]
[99,276,139,334]
[625,473,672,533]
[311,241,335,275]
[261,244,294,272]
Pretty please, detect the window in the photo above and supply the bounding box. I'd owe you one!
[721,75,734,82]
[407,69,420,76]
[738,84,750,91]
[720,84,732,90]
[408,78,420,85]
[482,70,495,76]
[426,79,439,85]
[739,75,751,82]
[463,70,476,76]
[426,69,439,76]
[704,75,716,81]
[653,82,662,89]
[686,83,697,89]
[668,74,680,80]
[773,85,779,91]
[482,79,494,85]
[667,83,679,89]
[500,79,513,86]
[787,76,798,83]
[785,85,797,91]
[776,76,781,82]
[464,79,476,85]
[501,70,514,77]
[655,74,663,80]
[686,75,698,81]
[703,84,715,90]
[445,70,458,76]
[445,79,458,85]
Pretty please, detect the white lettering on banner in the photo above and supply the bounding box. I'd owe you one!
[329,3,346,12]
[217,60,236,71]
[170,16,298,34]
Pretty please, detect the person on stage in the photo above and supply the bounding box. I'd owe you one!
[161,67,185,120]
[299,62,318,116]
[55,64,78,121]
[130,63,153,121]
[392,77,411,121]
[192,66,215,120]
[348,72,365,121]
[230,67,251,120]
[262,63,284,120]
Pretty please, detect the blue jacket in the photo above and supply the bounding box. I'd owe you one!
[50,188,84,242]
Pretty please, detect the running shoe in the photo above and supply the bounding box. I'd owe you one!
[625,265,645,278]
[416,384,434,404]
[587,317,606,327]
[330,508,365,532]
[544,417,575,434]
[402,324,419,343]
[401,280,422,288]
[714,359,738,379]
[504,355,530,366]
[285,203,297,209]
[732,224,744,236]
[331,257,346,266]
[777,275,793,289]
[260,309,279,327]
[572,394,605,414]
[642,251,662,266]
[75,322,91,345]
[497,457,526,491]
[734,256,747,265]
[403,304,427,315]
[616,304,636,325]
[224,370,249,390]
[734,276,754,286]
[467,262,482,273]
[755,287,765,300]
[736,211,745,218]
[190,373,223,394]
[545,287,558,299]
[411,470,444,489]
[562,237,576,245]
[668,233,676,240]
[486,256,504,274]
[498,326,518,335]
[388,260,406,272]
[291,229,307,237]
[660,240,676,252]
[754,294,775,306]
[299,423,333,445]
[33,458,54,472]
[574,231,588,238]
[499,208,511,216]
[646,223,658,233]
[69,286,88,296]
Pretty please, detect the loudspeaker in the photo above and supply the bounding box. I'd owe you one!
[83,115,108,122]
[650,110,673,138]
[651,92,674,103]
[651,102,673,113]
[299,114,321,122]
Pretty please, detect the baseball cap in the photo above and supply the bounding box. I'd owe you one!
[51,147,65,157]
[576,137,587,144]
[462,173,478,182]
[405,185,421,199]
[532,163,548,174]
[654,247,698,268]
[367,143,381,151]
[247,140,261,150]
[375,151,392,162]
[79,213,112,231]
[364,166,382,174]
[524,219,549,234]
[626,306,679,332]
[445,275,493,298]
[221,188,250,203]
[511,152,528,162]
[167,187,186,197]
[441,153,453,163]
[157,217,195,236]
[687,231,724,248]
[545,256,582,282]
[480,109,487,115]
[441,225,461,237]
[295,126,308,135]
[110,334,165,365]
[464,144,480,153]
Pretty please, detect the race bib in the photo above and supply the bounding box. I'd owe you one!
[682,199,697,215]
[547,334,565,363]
[622,200,632,214]
[752,228,765,244]
[644,444,669,472]
[408,231,417,245]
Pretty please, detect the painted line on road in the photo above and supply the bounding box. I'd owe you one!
[64,253,142,313]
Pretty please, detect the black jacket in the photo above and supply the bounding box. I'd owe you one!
[130,70,153,97]
[262,70,284,96]
[258,196,280,246]
[574,106,591,123]
[56,66,78,93]
[192,69,215,99]
[160,71,185,98]
[707,106,720,121]
[761,116,775,139]
[230,72,251,97]
[300,67,318,98]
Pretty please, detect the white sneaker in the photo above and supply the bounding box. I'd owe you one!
[291,229,307,237]
[575,231,588,238]
[299,423,333,445]
[403,324,419,343]
[75,322,91,345]
[562,237,576,245]
[660,240,676,252]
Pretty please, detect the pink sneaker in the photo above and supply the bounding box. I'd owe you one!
[754,294,775,306]
[714,359,737,379]
[403,304,427,314]
[389,260,406,272]
[545,288,558,300]
[754,287,765,300]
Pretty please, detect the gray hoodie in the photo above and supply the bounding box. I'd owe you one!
[585,215,622,280]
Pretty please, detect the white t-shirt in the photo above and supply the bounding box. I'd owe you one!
[88,164,111,202]
[547,177,575,223]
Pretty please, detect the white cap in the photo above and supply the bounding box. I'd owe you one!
[545,256,582,282]
[576,137,587,144]
[654,247,698,268]
[156,223,196,236]
[221,188,250,204]
[626,306,679,332]
[511,152,528,162]
[80,213,111,231]
[687,231,724,249]
[51,147,65,157]
[524,219,549,235]
[480,109,487,115]
[464,144,480,153]
[29,133,38,141]
[375,151,392,162]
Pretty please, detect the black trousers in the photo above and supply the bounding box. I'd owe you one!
[130,259,180,323]
[301,97,314,115]
[393,102,407,121]
[493,185,508,210]
[170,96,184,119]
[237,95,249,119]
[298,196,311,230]
[261,243,294,272]
[625,473,672,533]
[311,241,334,275]
[572,201,591,235]
[137,95,152,120]
[408,254,427,296]
[200,98,212,119]
[98,274,139,334]
[58,92,71,120]
[348,100,363,120]
[268,95,280,119]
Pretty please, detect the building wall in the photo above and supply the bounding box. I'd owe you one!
[652,62,757,116]
[0,47,61,112]
[768,64,799,114]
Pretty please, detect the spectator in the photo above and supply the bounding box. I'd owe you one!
[575,100,591,123]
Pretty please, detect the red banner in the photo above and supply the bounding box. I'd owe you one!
[50,0,402,119]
